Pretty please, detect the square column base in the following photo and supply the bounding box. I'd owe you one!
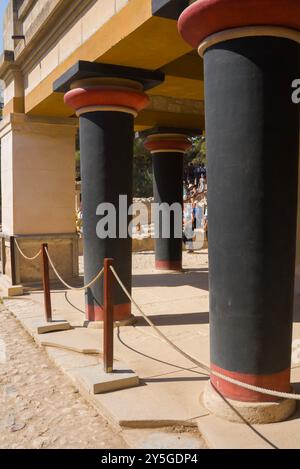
[74,364,139,394]
[203,382,296,424]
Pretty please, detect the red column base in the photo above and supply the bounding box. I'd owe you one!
[86,303,131,322]
[155,260,182,271]
[211,363,292,402]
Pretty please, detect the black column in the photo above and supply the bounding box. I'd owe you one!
[205,36,300,400]
[152,152,184,270]
[80,111,133,321]
[144,132,192,270]
[54,62,164,322]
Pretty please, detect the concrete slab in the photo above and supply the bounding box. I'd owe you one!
[197,415,273,449]
[39,328,102,354]
[31,290,85,315]
[122,428,206,449]
[131,296,209,319]
[46,347,100,371]
[32,320,71,334]
[3,250,300,448]
[88,369,209,427]
[114,325,209,380]
[74,364,139,394]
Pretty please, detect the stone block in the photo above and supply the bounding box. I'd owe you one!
[6,285,24,297]
[33,320,71,334]
[74,363,139,394]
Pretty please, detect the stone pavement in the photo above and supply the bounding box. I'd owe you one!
[0,306,126,449]
[1,250,300,448]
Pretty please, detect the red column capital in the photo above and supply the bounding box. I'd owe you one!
[178,0,300,49]
[64,79,149,117]
[144,133,192,154]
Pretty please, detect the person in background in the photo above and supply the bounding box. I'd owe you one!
[76,205,83,234]
[183,198,194,253]
[195,165,201,185]
[203,207,208,241]
[192,201,197,231]
[183,167,188,185]
[187,162,195,184]
[200,163,207,178]
[199,175,205,193]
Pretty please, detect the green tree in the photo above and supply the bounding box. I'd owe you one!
[73,134,206,199]
[133,137,153,197]
[185,135,206,166]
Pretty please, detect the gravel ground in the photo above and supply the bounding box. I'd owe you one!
[0,306,126,449]
[78,250,209,274]
[0,249,208,449]
[132,250,209,272]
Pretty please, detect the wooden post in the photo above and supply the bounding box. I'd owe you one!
[41,243,52,322]
[103,258,114,373]
[1,236,6,275]
[9,236,17,286]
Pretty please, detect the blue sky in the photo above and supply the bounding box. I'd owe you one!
[0,0,9,52]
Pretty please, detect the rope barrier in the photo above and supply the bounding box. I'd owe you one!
[14,239,42,261]
[12,236,300,401]
[45,248,104,291]
[110,265,300,402]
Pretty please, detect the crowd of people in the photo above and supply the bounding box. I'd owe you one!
[183,163,207,198]
[75,161,208,252]
[183,163,208,252]
[184,162,207,185]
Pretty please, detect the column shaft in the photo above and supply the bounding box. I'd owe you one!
[80,111,133,321]
[152,152,183,270]
[205,36,300,401]
[144,131,191,271]
[56,62,163,322]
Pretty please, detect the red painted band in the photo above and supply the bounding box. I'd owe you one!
[155,260,182,271]
[64,87,149,113]
[178,0,300,49]
[86,302,131,322]
[211,363,292,402]
[145,140,192,153]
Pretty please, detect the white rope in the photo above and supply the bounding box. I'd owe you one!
[110,265,300,401]
[45,248,104,291]
[14,239,42,261]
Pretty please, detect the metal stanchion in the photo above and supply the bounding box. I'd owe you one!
[9,236,17,286]
[41,243,52,322]
[103,258,114,373]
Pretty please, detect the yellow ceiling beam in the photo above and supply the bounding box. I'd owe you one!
[98,16,192,70]
[27,75,204,121]
[25,1,197,116]
[25,0,152,114]
[148,76,204,101]
[135,108,204,132]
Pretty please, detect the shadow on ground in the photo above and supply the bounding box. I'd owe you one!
[132,269,209,291]
[135,312,209,326]
[142,376,208,384]
[294,292,300,323]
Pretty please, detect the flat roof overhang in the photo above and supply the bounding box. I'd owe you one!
[152,0,190,19]
[53,61,165,93]
[21,0,204,131]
